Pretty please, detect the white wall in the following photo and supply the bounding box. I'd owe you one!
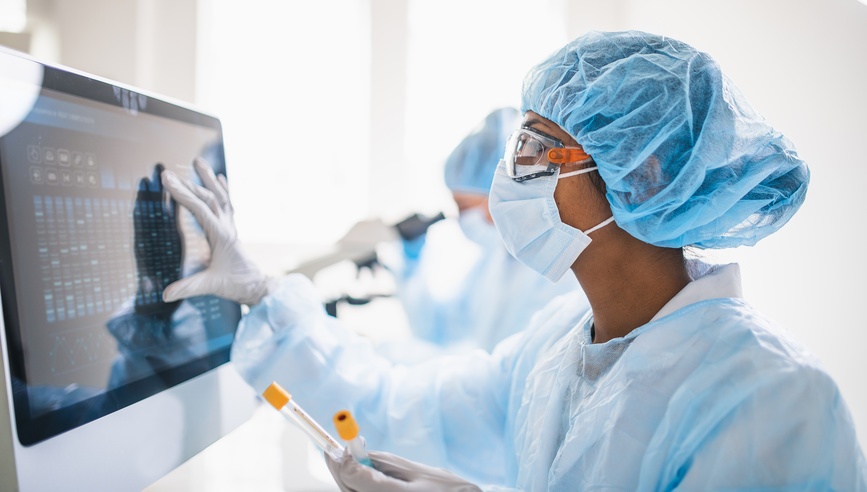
[403,0,568,220]
[195,0,569,241]
[369,0,407,221]
[566,0,867,448]
[49,0,198,103]
[196,0,372,246]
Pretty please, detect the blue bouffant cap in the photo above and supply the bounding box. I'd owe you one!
[521,31,809,248]
[444,107,522,195]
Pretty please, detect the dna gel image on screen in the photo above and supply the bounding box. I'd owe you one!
[0,63,242,445]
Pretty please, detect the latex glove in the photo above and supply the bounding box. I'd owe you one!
[326,448,481,492]
[160,157,276,305]
[133,164,183,319]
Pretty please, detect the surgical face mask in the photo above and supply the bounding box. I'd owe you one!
[458,207,500,248]
[488,160,614,282]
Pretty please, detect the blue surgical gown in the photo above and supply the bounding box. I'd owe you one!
[231,263,867,490]
[381,218,580,354]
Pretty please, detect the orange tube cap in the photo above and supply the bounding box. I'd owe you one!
[333,410,359,440]
[262,382,291,410]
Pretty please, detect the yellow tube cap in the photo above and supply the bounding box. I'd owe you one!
[262,382,291,410]
[333,410,359,440]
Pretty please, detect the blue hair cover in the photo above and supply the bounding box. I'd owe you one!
[522,31,809,248]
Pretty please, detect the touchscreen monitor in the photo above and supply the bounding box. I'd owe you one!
[0,51,242,445]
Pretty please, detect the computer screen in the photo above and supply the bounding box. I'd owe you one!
[0,58,242,445]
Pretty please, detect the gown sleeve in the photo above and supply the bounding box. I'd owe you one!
[230,273,524,486]
[659,362,867,491]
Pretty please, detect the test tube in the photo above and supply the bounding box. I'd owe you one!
[262,382,344,461]
[333,410,373,467]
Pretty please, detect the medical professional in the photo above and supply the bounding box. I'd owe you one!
[161,31,866,491]
[380,107,581,359]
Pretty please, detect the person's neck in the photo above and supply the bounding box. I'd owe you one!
[572,228,691,344]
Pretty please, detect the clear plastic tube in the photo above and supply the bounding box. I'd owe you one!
[262,382,344,461]
[346,437,372,467]
[278,400,344,461]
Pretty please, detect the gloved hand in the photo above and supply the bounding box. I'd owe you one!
[133,163,183,319]
[160,157,276,306]
[326,448,481,492]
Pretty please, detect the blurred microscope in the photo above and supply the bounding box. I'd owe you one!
[288,213,444,318]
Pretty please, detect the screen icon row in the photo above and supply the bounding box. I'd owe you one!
[30,167,99,188]
[27,145,96,168]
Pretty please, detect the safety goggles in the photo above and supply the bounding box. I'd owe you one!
[503,127,594,181]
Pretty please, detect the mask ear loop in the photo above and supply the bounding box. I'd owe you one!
[555,163,615,234]
[557,166,598,179]
[584,216,615,235]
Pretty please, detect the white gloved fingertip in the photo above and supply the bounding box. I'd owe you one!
[163,276,198,303]
[161,170,178,186]
[162,288,178,303]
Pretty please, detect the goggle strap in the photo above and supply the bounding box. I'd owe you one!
[558,166,598,179]
[584,216,615,235]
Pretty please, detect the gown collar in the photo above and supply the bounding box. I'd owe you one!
[650,262,743,323]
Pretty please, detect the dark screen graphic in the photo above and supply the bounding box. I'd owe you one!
[0,73,241,445]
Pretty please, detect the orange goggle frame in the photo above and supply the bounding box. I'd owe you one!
[546,147,591,164]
